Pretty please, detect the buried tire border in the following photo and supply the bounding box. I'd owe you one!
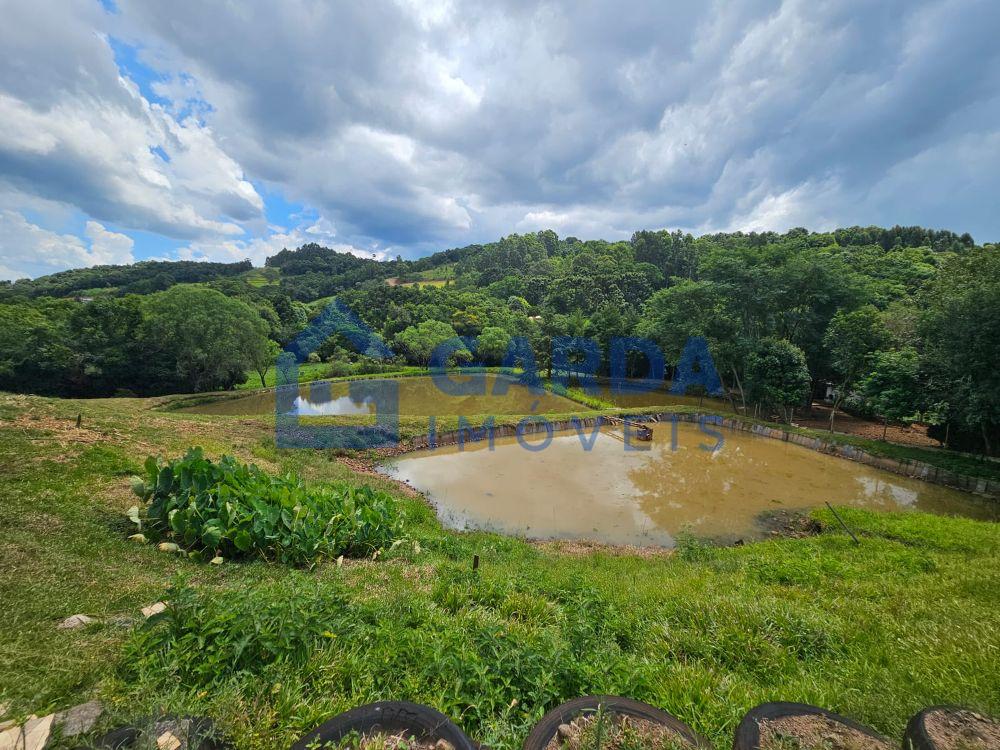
[290,701,477,750]
[904,705,1000,750]
[520,695,711,750]
[733,702,890,750]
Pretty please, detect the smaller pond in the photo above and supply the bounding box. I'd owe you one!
[380,422,996,547]
[181,374,580,416]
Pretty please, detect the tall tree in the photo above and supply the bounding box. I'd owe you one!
[920,247,1000,454]
[745,338,811,423]
[138,286,271,393]
[860,348,921,440]
[823,306,889,431]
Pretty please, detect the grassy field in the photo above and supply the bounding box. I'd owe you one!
[0,392,998,749]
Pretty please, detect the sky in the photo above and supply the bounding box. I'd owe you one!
[0,0,998,280]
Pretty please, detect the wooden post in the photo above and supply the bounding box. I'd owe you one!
[473,554,480,571]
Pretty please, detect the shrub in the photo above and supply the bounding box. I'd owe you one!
[125,578,345,685]
[129,448,402,565]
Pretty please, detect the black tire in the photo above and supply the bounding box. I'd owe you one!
[904,705,999,750]
[733,702,889,750]
[90,716,228,749]
[521,695,711,750]
[290,701,477,750]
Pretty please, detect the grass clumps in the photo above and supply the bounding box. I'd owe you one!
[125,578,344,685]
[129,447,402,565]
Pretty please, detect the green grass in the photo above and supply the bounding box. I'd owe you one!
[235,361,336,390]
[0,393,998,750]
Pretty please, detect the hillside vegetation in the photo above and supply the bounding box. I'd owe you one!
[1,226,998,453]
[0,393,997,748]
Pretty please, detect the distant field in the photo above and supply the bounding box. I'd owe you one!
[239,267,281,287]
[386,277,451,288]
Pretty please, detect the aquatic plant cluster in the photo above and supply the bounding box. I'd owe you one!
[129,448,402,565]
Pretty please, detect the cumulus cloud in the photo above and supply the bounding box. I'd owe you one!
[2,0,999,278]
[0,0,263,240]
[0,211,134,281]
[176,218,387,266]
[114,0,1000,246]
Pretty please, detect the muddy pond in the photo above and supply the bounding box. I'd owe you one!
[183,374,732,416]
[380,422,996,547]
[182,374,579,416]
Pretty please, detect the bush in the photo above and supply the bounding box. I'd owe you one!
[129,448,402,565]
[125,578,345,685]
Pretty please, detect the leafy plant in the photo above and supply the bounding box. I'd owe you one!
[129,448,402,565]
[125,578,345,685]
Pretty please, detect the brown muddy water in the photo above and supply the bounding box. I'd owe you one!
[182,374,579,416]
[380,421,997,547]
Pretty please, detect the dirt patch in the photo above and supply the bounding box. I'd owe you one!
[756,510,822,539]
[796,404,939,448]
[758,714,890,750]
[546,712,696,750]
[10,413,106,445]
[923,708,1000,750]
[337,456,423,498]
[335,730,442,750]
[535,539,675,558]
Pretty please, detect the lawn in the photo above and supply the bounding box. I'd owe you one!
[0,392,997,749]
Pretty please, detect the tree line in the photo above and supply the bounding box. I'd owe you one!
[0,226,996,454]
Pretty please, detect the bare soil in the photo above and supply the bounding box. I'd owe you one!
[334,731,442,750]
[923,708,1000,750]
[757,714,890,750]
[545,712,696,750]
[796,404,939,448]
[756,510,823,539]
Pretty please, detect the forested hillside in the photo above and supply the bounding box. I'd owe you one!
[1,226,997,453]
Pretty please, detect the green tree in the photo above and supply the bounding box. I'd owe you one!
[476,326,512,365]
[139,286,270,393]
[823,305,889,431]
[920,247,1000,454]
[393,320,466,365]
[745,338,811,422]
[637,280,743,406]
[250,340,282,388]
[860,348,922,440]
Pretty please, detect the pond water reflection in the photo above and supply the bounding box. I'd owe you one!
[380,421,996,547]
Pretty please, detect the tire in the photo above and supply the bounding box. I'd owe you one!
[733,702,889,750]
[904,705,999,750]
[290,701,477,750]
[90,716,228,749]
[520,695,711,750]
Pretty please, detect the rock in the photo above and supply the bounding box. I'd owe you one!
[434,740,454,750]
[0,713,53,750]
[141,601,168,618]
[156,730,182,750]
[557,723,575,740]
[57,614,96,630]
[54,700,102,737]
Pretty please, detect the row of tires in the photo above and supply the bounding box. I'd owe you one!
[87,697,987,750]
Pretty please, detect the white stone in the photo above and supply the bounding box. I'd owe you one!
[141,602,168,618]
[53,700,102,736]
[0,714,53,750]
[57,614,95,630]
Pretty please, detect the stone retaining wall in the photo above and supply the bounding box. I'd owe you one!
[405,413,999,499]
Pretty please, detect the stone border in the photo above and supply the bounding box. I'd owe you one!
[401,412,999,500]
